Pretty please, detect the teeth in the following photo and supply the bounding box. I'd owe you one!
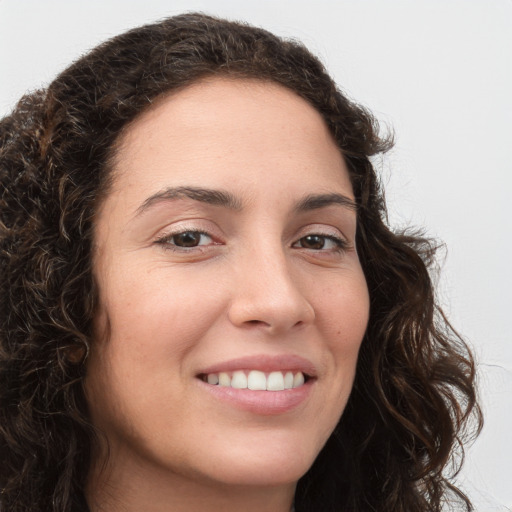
[204,370,307,390]
[231,370,248,389]
[247,370,267,390]
[293,372,305,388]
[284,371,294,389]
[207,373,219,385]
[219,372,231,387]
[267,371,285,391]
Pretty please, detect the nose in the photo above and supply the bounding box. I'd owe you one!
[227,248,315,335]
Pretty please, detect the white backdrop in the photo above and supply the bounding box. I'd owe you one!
[1,1,511,509]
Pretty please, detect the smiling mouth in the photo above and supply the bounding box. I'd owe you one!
[198,370,310,391]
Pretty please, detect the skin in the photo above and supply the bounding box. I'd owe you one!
[85,78,370,512]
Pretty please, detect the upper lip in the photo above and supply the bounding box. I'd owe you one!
[197,354,317,378]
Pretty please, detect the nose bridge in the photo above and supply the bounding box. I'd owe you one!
[228,238,315,332]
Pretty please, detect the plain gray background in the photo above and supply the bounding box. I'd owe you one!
[1,1,511,509]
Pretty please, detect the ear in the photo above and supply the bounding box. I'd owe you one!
[66,345,87,364]
[58,343,88,365]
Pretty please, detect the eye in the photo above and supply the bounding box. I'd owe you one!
[293,234,347,251]
[156,230,213,249]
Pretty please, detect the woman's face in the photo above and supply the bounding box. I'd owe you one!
[87,78,369,491]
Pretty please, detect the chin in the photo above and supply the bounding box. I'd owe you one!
[195,434,319,487]
[209,461,309,488]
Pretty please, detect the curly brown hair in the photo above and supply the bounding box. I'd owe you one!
[0,12,481,512]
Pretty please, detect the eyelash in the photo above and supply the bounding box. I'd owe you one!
[155,229,349,254]
[292,233,349,252]
[155,229,214,252]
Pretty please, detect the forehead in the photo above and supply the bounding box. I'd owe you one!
[108,77,353,207]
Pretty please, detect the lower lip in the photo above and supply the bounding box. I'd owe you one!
[197,379,314,415]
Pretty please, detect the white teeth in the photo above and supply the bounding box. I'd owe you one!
[219,372,231,387]
[284,371,294,389]
[231,370,248,389]
[207,373,219,385]
[293,372,305,388]
[267,371,285,391]
[248,370,267,390]
[205,370,306,391]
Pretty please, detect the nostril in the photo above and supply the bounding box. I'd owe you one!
[241,319,272,328]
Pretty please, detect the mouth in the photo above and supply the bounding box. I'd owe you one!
[195,355,316,414]
[198,370,311,391]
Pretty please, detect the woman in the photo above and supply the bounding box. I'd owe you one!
[0,13,481,512]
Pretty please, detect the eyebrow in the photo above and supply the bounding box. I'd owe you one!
[294,193,358,213]
[135,186,243,215]
[135,186,357,217]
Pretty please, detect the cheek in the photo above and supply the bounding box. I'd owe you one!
[315,269,369,397]
[320,269,369,346]
[85,270,226,437]
[100,263,227,355]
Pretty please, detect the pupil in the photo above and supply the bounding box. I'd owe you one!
[175,232,200,247]
[303,235,324,249]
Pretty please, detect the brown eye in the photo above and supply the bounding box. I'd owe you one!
[164,231,212,248]
[299,235,326,250]
[293,233,347,251]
